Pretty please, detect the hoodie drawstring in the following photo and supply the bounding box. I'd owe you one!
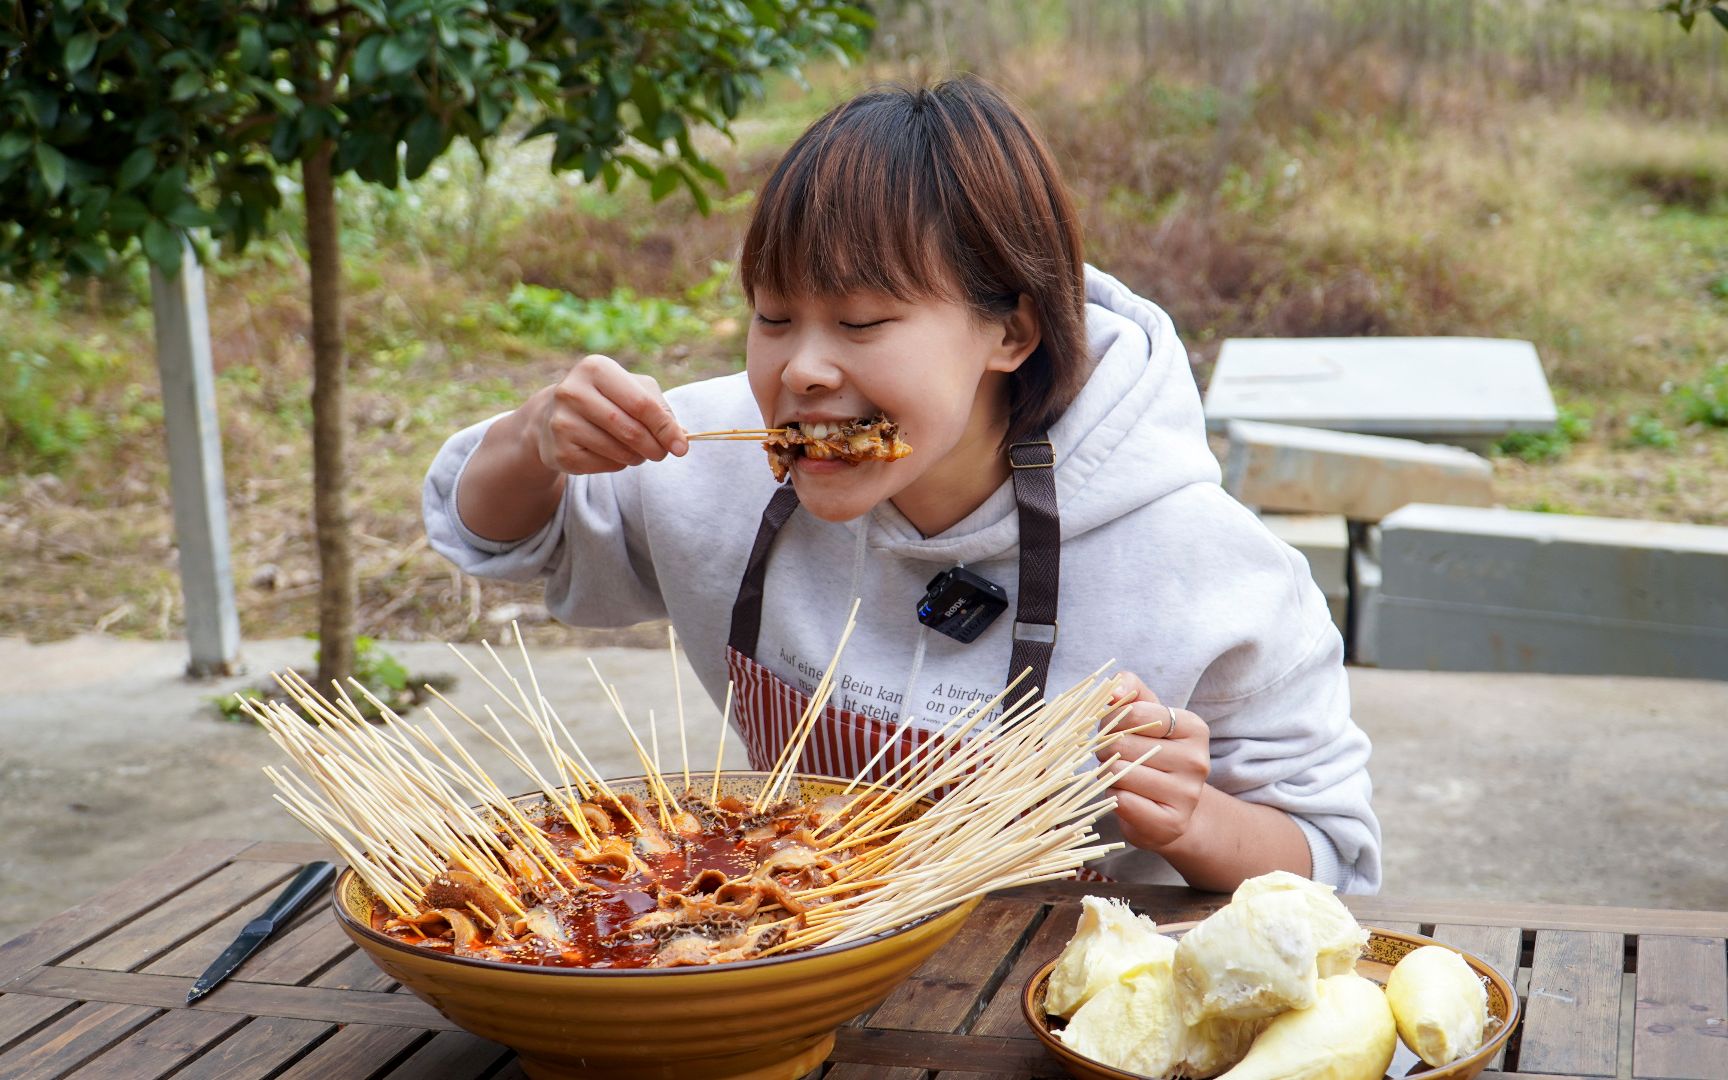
[895,625,930,730]
[847,517,868,604]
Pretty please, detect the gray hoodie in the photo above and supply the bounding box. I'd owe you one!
[424,266,1382,893]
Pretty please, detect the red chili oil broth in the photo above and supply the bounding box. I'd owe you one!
[369,796,808,969]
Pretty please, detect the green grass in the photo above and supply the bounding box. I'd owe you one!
[0,282,162,471]
[1494,404,1595,465]
[1517,497,1586,515]
[214,635,449,722]
[1623,412,1681,450]
[491,281,718,354]
[1674,362,1728,427]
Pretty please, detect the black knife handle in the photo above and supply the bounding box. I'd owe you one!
[257,861,337,929]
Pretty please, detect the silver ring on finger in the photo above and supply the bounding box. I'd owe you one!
[1162,705,1178,739]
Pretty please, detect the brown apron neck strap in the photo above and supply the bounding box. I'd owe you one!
[727,482,801,656]
[1007,437,1059,698]
[728,433,1061,695]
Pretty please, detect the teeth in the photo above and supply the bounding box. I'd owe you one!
[804,421,840,438]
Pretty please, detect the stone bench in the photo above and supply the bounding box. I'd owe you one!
[1225,420,1493,522]
[1374,504,1728,679]
[1204,336,1557,448]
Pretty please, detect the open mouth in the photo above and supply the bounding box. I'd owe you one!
[764,415,913,482]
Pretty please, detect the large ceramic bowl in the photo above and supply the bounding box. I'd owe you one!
[333,771,978,1080]
[1023,924,1520,1080]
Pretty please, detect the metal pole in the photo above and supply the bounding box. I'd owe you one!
[149,239,242,678]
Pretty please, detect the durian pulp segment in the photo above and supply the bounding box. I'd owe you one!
[1046,895,1175,1017]
[1057,952,1265,1078]
[1182,1014,1270,1078]
[1385,945,1489,1066]
[1231,870,1369,978]
[1215,973,1398,1080]
[1056,959,1190,1077]
[1174,888,1323,1023]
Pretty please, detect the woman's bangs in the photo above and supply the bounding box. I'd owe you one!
[742,103,956,305]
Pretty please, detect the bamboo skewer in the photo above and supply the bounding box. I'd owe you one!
[586,659,682,829]
[254,617,1131,967]
[670,627,692,794]
[711,682,734,806]
[765,668,1133,951]
[425,666,594,845]
[540,694,637,830]
[508,625,600,811]
[411,704,576,888]
[684,427,790,441]
[755,598,861,811]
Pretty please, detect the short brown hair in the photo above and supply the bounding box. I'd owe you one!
[739,75,1088,447]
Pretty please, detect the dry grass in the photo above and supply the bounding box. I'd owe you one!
[4,2,1728,646]
[1494,437,1728,524]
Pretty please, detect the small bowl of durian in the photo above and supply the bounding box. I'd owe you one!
[1022,871,1519,1080]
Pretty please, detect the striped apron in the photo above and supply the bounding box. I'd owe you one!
[722,435,1079,795]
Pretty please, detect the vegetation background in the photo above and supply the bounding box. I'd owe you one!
[3,0,1726,650]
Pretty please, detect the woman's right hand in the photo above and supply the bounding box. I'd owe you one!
[526,353,689,475]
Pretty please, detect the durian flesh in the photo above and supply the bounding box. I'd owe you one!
[1215,973,1398,1080]
[1058,950,1264,1078]
[1057,959,1192,1077]
[1174,888,1323,1022]
[1230,871,1368,978]
[1047,895,1175,1017]
[1385,945,1488,1066]
[1174,872,1369,1024]
[1046,873,1389,1078]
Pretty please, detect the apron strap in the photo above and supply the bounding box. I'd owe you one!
[728,433,1061,694]
[1007,437,1059,696]
[727,481,801,656]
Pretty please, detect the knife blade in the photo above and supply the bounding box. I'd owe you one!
[186,860,337,1003]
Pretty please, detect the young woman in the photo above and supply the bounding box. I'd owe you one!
[426,76,1381,894]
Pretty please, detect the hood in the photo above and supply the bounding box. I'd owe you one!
[868,265,1221,563]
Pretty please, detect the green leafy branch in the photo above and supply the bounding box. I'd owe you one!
[0,0,872,279]
[1660,1,1728,33]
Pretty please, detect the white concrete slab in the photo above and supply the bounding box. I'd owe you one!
[1375,505,1728,679]
[1260,513,1348,632]
[1204,337,1557,440]
[1226,420,1493,521]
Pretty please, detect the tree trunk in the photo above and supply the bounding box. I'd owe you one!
[302,141,356,690]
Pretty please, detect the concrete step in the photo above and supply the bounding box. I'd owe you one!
[1375,504,1728,679]
[1226,420,1493,522]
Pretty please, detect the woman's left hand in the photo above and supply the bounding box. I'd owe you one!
[1100,671,1212,851]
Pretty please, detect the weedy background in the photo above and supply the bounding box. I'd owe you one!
[4,0,1726,648]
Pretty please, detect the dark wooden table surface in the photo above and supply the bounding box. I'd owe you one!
[2,839,1725,1080]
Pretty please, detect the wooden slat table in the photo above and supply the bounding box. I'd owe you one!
[3,840,1725,1079]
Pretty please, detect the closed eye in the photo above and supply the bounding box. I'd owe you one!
[754,314,790,326]
[841,319,889,330]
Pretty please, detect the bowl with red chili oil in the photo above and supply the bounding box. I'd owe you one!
[332,770,978,1080]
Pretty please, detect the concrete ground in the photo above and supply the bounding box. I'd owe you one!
[2,634,1724,944]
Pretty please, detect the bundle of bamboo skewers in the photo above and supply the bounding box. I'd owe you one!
[246,607,1157,959]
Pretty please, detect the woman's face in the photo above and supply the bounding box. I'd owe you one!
[746,288,1038,531]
